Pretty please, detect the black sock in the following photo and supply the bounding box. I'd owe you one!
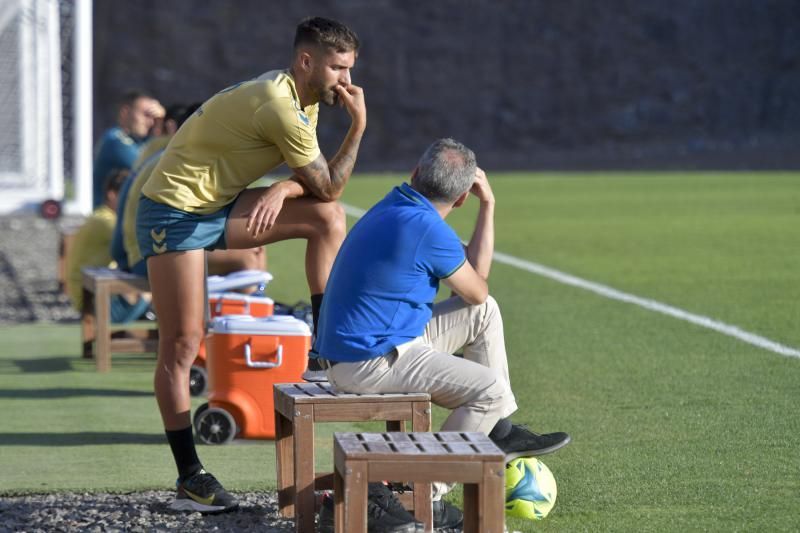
[166,426,203,481]
[489,417,513,440]
[307,293,324,371]
[310,293,324,333]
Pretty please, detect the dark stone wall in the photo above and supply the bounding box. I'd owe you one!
[93,0,800,170]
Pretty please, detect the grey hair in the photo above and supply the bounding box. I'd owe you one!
[411,138,476,203]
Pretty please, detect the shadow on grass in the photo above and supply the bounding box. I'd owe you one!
[0,432,164,445]
[0,388,152,399]
[11,357,75,373]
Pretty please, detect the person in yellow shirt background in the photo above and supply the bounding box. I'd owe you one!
[111,103,266,279]
[66,169,150,323]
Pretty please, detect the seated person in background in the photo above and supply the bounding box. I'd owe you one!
[66,169,150,323]
[93,90,164,208]
[132,102,189,170]
[111,104,266,281]
[312,138,571,531]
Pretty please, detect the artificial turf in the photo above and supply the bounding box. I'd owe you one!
[1,172,798,531]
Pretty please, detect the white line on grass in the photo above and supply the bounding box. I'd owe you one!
[341,202,800,359]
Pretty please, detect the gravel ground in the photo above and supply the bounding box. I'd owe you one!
[0,492,294,532]
[0,215,294,531]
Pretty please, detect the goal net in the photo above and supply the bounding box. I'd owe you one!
[0,0,78,214]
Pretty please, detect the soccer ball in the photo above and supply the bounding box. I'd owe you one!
[504,457,557,520]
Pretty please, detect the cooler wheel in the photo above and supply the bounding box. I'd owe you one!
[194,406,236,445]
[189,365,208,396]
[193,402,209,428]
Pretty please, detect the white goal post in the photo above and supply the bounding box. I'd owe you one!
[0,0,92,215]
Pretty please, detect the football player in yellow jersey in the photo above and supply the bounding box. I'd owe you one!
[112,104,266,279]
[136,17,366,514]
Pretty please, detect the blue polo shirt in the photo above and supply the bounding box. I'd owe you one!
[93,127,145,208]
[313,183,466,362]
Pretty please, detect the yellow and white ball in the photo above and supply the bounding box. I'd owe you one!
[504,457,557,520]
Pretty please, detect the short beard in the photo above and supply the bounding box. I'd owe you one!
[319,87,338,107]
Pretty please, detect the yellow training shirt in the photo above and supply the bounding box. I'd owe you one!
[66,205,117,310]
[141,70,320,213]
[123,152,162,267]
[133,135,171,171]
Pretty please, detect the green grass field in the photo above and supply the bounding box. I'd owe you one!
[1,172,798,531]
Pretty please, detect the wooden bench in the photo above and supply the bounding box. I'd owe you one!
[273,382,432,533]
[81,267,157,372]
[333,431,505,533]
[57,224,80,295]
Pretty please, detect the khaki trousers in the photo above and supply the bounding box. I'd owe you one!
[326,295,518,499]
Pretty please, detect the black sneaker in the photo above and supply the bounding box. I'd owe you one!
[368,482,419,522]
[492,424,571,461]
[432,499,463,532]
[317,494,336,533]
[303,357,329,383]
[169,469,239,514]
[381,485,461,532]
[302,368,329,382]
[317,485,421,533]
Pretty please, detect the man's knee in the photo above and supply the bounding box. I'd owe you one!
[461,366,512,410]
[243,247,265,270]
[313,201,346,238]
[474,294,502,325]
[486,367,513,401]
[159,330,204,367]
[483,294,500,315]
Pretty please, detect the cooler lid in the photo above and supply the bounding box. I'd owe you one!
[209,315,311,336]
[208,292,274,304]
[207,270,274,292]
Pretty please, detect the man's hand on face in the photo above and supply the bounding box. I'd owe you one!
[146,99,166,120]
[334,84,366,130]
[470,167,494,205]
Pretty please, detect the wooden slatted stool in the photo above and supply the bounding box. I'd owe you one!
[57,223,80,295]
[81,266,157,372]
[273,382,432,533]
[333,431,505,533]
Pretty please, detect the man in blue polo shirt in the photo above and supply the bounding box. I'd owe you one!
[313,138,570,530]
[93,90,164,208]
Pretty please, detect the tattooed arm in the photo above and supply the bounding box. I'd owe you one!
[243,84,365,233]
[292,83,366,202]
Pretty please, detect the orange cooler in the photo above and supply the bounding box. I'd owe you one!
[208,292,275,319]
[191,293,275,396]
[200,315,311,441]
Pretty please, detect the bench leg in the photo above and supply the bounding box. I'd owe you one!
[412,401,432,432]
[339,460,367,533]
[463,462,505,533]
[81,287,95,359]
[333,465,345,533]
[463,483,478,533]
[413,482,433,532]
[94,284,111,372]
[293,404,315,533]
[411,400,434,531]
[275,409,295,518]
[482,461,506,533]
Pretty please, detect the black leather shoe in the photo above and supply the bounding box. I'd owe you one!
[432,499,463,531]
[317,485,422,533]
[492,424,571,461]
